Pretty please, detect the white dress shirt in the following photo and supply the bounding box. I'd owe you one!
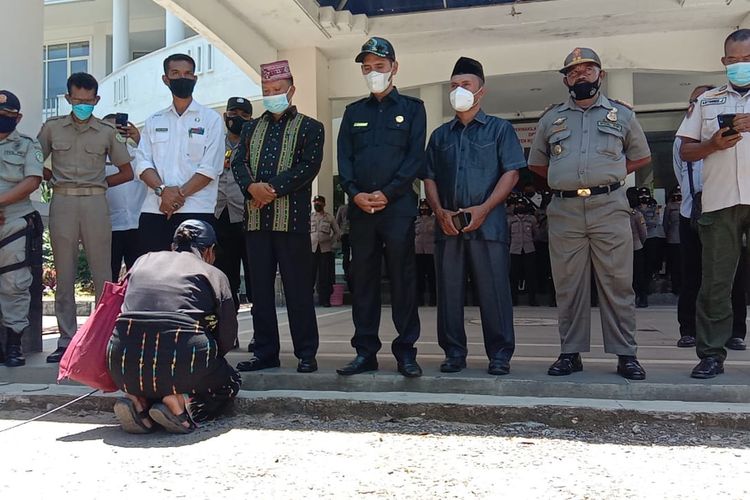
[676,84,750,213]
[106,143,147,231]
[135,99,224,214]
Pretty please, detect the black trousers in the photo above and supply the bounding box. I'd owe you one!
[340,233,351,284]
[678,216,747,339]
[214,208,251,309]
[665,242,681,294]
[644,237,666,278]
[435,238,515,361]
[138,212,217,256]
[510,250,537,303]
[312,248,335,304]
[349,215,420,360]
[415,253,436,306]
[111,229,140,282]
[633,248,648,298]
[246,231,318,361]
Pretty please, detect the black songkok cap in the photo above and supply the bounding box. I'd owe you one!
[451,57,485,83]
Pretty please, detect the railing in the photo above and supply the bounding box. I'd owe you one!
[96,35,261,126]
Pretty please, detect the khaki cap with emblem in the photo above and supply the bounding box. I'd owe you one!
[559,47,602,74]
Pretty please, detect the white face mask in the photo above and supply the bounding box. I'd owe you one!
[364,70,392,94]
[449,86,481,112]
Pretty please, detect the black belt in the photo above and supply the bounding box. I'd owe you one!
[552,181,623,199]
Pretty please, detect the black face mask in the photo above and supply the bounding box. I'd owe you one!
[419,209,431,216]
[567,78,601,100]
[168,77,197,99]
[313,203,324,212]
[225,115,247,135]
[0,115,17,134]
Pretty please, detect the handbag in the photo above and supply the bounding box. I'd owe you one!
[57,277,128,392]
[687,161,702,230]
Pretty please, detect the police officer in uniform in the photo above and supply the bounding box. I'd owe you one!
[38,73,133,363]
[310,195,340,307]
[337,37,426,377]
[0,91,44,367]
[528,48,652,380]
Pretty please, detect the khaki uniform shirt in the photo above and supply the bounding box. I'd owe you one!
[630,209,647,251]
[310,211,340,253]
[676,84,750,213]
[0,130,44,219]
[508,213,538,254]
[37,114,131,190]
[414,214,435,255]
[214,135,246,223]
[528,94,650,190]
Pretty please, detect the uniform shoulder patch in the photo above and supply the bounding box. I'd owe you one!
[115,133,127,143]
[34,150,44,163]
[609,98,633,110]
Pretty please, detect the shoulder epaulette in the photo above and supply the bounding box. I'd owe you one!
[345,96,369,109]
[539,102,562,119]
[16,133,35,142]
[610,98,633,110]
[401,94,424,104]
[98,119,118,130]
[45,115,65,122]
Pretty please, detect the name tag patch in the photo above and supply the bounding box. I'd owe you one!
[189,127,205,137]
[353,122,368,127]
[701,97,726,106]
[597,121,623,132]
[155,127,169,132]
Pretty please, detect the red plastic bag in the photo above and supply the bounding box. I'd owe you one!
[57,279,128,392]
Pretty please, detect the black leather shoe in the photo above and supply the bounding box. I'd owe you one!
[397,359,422,378]
[5,331,26,368]
[440,357,467,373]
[336,355,378,376]
[236,357,280,372]
[635,295,648,308]
[46,347,67,364]
[247,338,256,353]
[677,335,696,348]
[617,356,646,380]
[726,338,747,351]
[691,357,724,379]
[547,353,583,376]
[0,343,5,364]
[488,359,510,376]
[297,358,318,373]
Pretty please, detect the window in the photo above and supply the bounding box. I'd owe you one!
[43,40,91,114]
[206,44,214,72]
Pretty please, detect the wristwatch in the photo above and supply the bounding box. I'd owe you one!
[154,184,166,197]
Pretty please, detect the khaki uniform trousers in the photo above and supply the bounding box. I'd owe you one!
[49,193,111,347]
[0,216,33,333]
[547,188,637,355]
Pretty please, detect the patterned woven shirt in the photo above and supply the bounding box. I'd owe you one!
[231,106,324,233]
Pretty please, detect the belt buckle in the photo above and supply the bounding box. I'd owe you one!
[577,188,591,197]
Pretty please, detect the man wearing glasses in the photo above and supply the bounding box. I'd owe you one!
[38,72,133,363]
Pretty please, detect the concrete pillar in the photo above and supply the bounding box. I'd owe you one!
[0,0,43,351]
[607,70,639,187]
[0,0,43,136]
[166,10,188,46]
[279,47,334,206]
[419,84,445,198]
[420,83,444,141]
[112,0,130,71]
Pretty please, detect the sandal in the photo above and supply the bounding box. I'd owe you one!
[148,402,197,434]
[113,398,155,434]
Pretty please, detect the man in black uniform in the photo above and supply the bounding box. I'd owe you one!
[336,37,427,377]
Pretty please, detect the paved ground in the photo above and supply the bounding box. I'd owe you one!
[16,305,750,388]
[1,410,749,499]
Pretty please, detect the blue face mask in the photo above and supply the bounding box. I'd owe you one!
[726,62,750,88]
[263,90,290,114]
[71,103,95,121]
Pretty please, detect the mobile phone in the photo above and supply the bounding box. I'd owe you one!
[717,113,738,137]
[451,212,472,231]
[115,112,128,128]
